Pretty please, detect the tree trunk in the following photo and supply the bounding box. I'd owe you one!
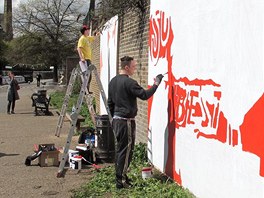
[83,0,95,27]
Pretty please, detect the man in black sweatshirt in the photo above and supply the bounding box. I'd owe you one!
[108,56,164,189]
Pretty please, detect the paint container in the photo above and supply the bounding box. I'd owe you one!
[68,150,79,164]
[79,61,88,72]
[142,167,152,179]
[70,155,82,170]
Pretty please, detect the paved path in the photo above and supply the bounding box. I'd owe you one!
[0,82,94,198]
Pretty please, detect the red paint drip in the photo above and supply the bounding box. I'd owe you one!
[232,129,238,147]
[148,85,154,128]
[228,124,231,145]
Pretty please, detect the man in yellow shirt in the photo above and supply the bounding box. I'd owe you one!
[77,25,95,93]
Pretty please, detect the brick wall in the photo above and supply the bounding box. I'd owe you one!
[91,2,151,144]
[91,35,101,114]
[119,7,150,144]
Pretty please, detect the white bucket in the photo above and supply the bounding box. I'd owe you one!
[68,150,79,164]
[142,167,152,179]
[70,155,82,170]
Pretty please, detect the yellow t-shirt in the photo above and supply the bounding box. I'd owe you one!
[77,35,95,60]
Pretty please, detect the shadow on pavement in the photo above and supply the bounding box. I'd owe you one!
[0,152,20,158]
[35,111,54,116]
[18,112,35,115]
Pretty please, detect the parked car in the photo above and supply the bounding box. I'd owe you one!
[2,75,25,85]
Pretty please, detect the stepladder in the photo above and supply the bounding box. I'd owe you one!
[55,66,98,137]
[55,67,78,137]
[56,63,112,177]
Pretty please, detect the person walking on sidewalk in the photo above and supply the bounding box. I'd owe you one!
[107,56,164,189]
[7,71,20,114]
[36,73,42,87]
[77,25,95,94]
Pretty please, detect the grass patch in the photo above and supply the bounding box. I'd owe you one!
[72,143,195,198]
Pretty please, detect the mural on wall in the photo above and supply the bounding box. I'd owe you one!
[148,1,264,198]
[99,15,118,114]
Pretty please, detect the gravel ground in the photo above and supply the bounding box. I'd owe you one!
[0,83,98,198]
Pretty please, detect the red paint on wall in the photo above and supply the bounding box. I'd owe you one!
[240,93,264,176]
[176,77,221,88]
[172,82,221,129]
[196,111,227,143]
[147,85,154,125]
[232,129,238,147]
[166,74,182,184]
[149,10,264,183]
[228,124,232,145]
[149,10,182,184]
[149,10,174,67]
[216,112,228,143]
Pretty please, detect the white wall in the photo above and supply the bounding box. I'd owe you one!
[148,1,264,197]
[99,15,118,115]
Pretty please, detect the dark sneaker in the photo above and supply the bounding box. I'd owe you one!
[125,175,133,186]
[126,179,133,186]
[11,111,15,114]
[116,180,133,189]
[116,183,123,189]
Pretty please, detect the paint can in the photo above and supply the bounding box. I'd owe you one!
[70,155,82,170]
[142,167,152,179]
[68,150,79,164]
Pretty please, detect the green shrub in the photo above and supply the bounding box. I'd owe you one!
[72,143,195,198]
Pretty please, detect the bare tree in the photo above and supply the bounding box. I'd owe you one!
[12,0,88,82]
[95,0,148,31]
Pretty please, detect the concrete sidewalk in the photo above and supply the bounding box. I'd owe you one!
[0,83,93,198]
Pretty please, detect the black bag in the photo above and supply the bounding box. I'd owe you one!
[25,150,42,166]
[78,127,95,144]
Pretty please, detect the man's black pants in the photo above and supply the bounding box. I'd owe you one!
[85,59,92,92]
[113,119,136,185]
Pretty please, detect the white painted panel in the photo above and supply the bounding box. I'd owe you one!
[148,0,264,197]
[99,15,118,115]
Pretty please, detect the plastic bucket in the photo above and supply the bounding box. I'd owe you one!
[68,150,79,164]
[70,155,82,170]
[142,167,152,179]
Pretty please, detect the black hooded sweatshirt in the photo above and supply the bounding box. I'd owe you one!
[108,74,158,118]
